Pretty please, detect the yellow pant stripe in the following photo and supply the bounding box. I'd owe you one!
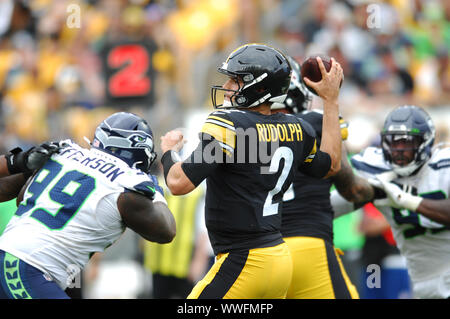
[187,253,229,299]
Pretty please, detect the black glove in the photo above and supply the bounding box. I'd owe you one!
[6,142,62,174]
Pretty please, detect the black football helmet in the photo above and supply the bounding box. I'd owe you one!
[92,112,157,173]
[211,43,292,109]
[271,55,312,113]
[381,105,435,176]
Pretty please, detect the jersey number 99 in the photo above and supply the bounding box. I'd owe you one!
[16,160,96,230]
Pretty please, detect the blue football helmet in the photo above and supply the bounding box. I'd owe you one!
[92,112,157,173]
[381,105,435,176]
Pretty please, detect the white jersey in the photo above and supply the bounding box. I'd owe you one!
[0,140,157,289]
[351,146,450,298]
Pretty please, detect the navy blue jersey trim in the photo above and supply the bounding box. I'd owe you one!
[428,159,450,170]
[350,158,390,175]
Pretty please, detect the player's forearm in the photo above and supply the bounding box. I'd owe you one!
[0,156,10,178]
[333,156,374,206]
[416,199,450,226]
[131,208,176,244]
[165,162,196,195]
[0,173,27,202]
[320,99,341,177]
[160,150,196,195]
[149,202,177,243]
[345,177,375,207]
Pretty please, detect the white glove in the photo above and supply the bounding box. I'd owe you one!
[369,178,423,211]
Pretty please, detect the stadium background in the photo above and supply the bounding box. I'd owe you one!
[0,0,448,298]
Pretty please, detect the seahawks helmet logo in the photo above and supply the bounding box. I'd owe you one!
[129,134,154,151]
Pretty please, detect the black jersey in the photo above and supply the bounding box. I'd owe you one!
[280,110,348,244]
[182,109,331,255]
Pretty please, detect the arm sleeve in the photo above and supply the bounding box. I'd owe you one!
[296,118,331,178]
[301,150,331,179]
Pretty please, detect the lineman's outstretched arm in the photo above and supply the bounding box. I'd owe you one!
[332,146,375,206]
[0,142,62,202]
[0,174,27,203]
[0,142,61,178]
[118,191,176,243]
[414,199,450,226]
[370,178,450,226]
[330,146,386,218]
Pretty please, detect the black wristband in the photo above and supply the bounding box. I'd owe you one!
[5,147,28,175]
[161,151,180,181]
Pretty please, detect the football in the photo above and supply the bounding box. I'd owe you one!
[300,55,342,96]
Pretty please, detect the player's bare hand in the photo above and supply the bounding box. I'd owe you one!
[303,57,343,102]
[161,130,185,153]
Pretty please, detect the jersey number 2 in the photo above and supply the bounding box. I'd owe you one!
[263,147,293,216]
[16,160,96,230]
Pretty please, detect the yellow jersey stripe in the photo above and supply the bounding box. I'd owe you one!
[201,122,236,149]
[305,140,317,163]
[207,115,235,127]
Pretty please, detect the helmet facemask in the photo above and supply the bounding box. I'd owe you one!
[211,68,277,108]
[382,134,425,176]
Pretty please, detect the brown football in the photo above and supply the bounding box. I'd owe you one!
[300,55,342,96]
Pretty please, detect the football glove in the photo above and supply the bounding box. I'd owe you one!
[6,141,62,175]
[369,178,423,212]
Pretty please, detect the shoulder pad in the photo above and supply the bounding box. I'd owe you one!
[351,147,391,177]
[110,163,156,199]
[428,147,450,170]
[200,111,236,154]
[203,111,235,129]
[130,181,156,200]
[120,172,157,200]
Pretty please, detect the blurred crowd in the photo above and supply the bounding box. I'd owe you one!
[0,0,449,299]
[0,0,449,155]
